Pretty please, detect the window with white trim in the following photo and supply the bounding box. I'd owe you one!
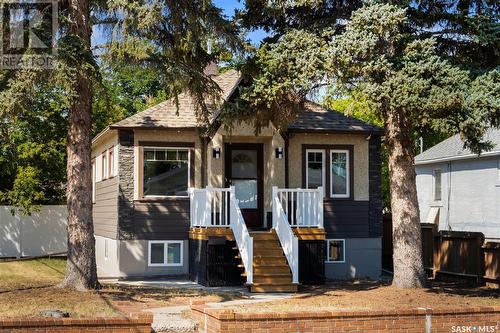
[148,241,183,266]
[306,149,325,192]
[102,151,108,180]
[108,147,115,178]
[91,159,96,203]
[433,169,442,201]
[143,148,190,197]
[331,150,350,198]
[326,239,345,263]
[497,159,500,182]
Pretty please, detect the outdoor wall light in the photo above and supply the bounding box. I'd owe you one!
[213,147,221,159]
[275,147,284,159]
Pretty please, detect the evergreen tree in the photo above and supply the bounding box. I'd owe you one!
[237,3,499,288]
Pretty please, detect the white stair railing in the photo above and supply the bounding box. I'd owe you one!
[189,186,253,284]
[229,186,253,284]
[272,186,299,284]
[274,187,324,228]
[189,187,231,227]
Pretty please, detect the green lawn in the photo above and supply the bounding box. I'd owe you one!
[0,258,66,292]
[0,258,118,318]
[0,258,240,318]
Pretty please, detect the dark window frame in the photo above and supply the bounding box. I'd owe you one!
[138,141,195,200]
[301,144,354,200]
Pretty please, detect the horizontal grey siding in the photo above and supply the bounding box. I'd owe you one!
[93,177,119,239]
[133,199,190,240]
[324,200,369,238]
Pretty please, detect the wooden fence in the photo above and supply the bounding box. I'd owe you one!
[421,223,500,286]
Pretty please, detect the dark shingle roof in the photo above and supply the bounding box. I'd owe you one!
[108,70,383,134]
[110,70,241,129]
[415,128,500,163]
[287,101,384,134]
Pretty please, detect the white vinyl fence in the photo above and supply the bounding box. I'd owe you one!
[0,205,67,258]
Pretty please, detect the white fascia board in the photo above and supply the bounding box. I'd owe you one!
[415,150,500,166]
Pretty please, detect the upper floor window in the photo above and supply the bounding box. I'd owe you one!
[143,148,190,197]
[497,159,500,182]
[91,159,96,203]
[433,169,442,201]
[306,150,325,192]
[108,147,115,178]
[303,146,352,199]
[331,150,350,198]
[102,151,108,180]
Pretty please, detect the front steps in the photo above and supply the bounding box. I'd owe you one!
[247,230,298,293]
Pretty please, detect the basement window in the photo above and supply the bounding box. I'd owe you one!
[326,239,345,263]
[148,241,183,267]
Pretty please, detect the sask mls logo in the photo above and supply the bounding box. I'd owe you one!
[0,0,58,69]
[451,325,499,332]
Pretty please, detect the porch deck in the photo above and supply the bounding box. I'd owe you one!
[189,187,325,292]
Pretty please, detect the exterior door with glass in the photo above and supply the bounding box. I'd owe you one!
[225,144,263,229]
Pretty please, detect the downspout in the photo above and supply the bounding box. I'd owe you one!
[446,161,452,231]
[284,133,289,188]
[200,135,208,188]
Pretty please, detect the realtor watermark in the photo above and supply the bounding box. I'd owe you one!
[451,325,499,332]
[0,0,58,69]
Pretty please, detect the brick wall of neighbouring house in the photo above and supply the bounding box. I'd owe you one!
[191,305,500,333]
[0,313,152,332]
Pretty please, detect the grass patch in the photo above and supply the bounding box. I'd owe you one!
[0,258,241,318]
[0,258,66,292]
[0,258,118,318]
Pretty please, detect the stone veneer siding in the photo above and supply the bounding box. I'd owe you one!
[368,135,383,238]
[118,129,135,240]
[191,305,500,333]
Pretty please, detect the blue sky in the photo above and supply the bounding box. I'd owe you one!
[92,0,268,48]
[214,0,269,44]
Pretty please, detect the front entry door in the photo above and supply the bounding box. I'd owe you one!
[225,144,264,229]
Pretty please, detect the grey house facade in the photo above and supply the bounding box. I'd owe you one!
[415,129,500,241]
[91,70,384,290]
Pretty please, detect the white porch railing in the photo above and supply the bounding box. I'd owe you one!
[229,188,253,284]
[189,186,253,284]
[189,187,231,227]
[273,187,324,228]
[272,186,299,284]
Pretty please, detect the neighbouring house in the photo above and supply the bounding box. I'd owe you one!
[415,129,500,241]
[91,69,384,292]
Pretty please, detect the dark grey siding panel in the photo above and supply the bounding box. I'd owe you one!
[368,135,383,238]
[133,200,190,240]
[324,200,370,238]
[93,177,119,239]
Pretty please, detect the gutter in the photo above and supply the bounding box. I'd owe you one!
[415,150,500,165]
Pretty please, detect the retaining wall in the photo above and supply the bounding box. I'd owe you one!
[191,304,500,333]
[0,313,152,332]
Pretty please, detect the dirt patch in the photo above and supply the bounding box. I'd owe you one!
[0,286,120,318]
[100,284,242,312]
[233,280,500,313]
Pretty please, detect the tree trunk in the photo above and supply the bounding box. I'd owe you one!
[60,0,98,290]
[385,108,426,288]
